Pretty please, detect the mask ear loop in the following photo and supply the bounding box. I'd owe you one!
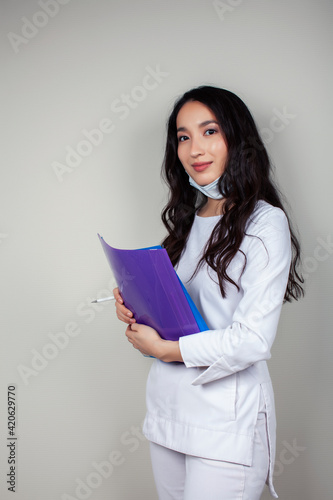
[188,173,230,200]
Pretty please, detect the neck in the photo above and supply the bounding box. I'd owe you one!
[198,197,225,217]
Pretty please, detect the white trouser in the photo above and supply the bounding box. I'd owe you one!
[149,413,270,500]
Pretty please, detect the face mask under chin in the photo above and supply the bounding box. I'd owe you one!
[188,174,225,200]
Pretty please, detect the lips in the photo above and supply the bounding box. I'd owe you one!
[192,162,212,172]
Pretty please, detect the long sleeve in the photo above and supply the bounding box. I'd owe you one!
[179,206,291,386]
[144,201,285,497]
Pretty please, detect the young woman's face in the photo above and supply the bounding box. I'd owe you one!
[176,100,228,186]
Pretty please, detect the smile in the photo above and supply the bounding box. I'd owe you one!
[192,162,212,172]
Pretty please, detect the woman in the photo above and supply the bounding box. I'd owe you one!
[113,86,304,499]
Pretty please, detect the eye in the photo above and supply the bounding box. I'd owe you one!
[177,135,189,143]
[204,128,218,136]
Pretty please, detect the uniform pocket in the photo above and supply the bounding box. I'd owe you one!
[200,372,237,423]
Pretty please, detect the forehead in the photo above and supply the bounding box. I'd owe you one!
[176,101,217,127]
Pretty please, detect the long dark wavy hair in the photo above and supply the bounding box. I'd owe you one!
[161,86,304,302]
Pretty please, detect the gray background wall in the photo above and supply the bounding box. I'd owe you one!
[1,0,332,499]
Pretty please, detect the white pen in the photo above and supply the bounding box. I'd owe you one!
[91,296,115,304]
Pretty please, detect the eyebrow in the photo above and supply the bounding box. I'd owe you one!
[176,120,219,133]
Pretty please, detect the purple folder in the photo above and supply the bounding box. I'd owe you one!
[98,235,208,341]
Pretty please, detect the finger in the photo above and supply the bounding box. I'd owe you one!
[117,313,136,324]
[125,324,133,334]
[116,311,136,325]
[115,303,136,324]
[125,325,134,340]
[113,287,123,304]
[128,323,139,333]
[115,302,132,316]
[114,297,134,317]
[127,338,136,348]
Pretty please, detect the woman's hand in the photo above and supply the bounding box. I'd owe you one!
[113,287,136,325]
[126,323,163,358]
[113,287,183,362]
[126,323,183,362]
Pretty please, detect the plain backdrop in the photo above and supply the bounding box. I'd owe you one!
[1,1,332,499]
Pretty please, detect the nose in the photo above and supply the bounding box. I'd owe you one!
[190,135,205,157]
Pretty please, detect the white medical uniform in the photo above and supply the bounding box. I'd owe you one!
[143,200,292,499]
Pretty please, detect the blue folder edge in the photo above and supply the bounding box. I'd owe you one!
[137,244,209,333]
[99,238,209,358]
[177,277,208,332]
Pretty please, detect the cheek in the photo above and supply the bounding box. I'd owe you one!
[212,142,228,162]
[210,139,227,153]
[177,146,186,166]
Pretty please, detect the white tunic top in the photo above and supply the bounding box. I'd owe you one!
[143,200,292,498]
